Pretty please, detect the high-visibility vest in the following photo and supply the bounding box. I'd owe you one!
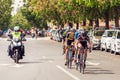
[12,32,21,39]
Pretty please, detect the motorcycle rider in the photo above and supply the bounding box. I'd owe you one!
[8,26,25,59]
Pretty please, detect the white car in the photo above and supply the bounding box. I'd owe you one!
[110,30,120,54]
[88,30,104,50]
[101,29,115,52]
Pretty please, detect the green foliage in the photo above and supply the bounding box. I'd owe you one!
[0,0,12,30]
[10,10,31,29]
[21,0,120,29]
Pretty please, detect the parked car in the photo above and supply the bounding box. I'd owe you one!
[110,30,120,54]
[101,29,115,52]
[88,30,104,50]
[50,29,56,40]
[57,29,65,42]
[52,30,58,41]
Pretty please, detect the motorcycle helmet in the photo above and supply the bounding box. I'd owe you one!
[14,26,20,32]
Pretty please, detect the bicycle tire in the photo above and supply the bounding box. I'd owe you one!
[67,50,73,69]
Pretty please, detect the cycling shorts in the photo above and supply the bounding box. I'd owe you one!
[80,41,88,48]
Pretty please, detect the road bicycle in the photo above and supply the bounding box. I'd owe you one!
[67,43,74,69]
[76,45,86,74]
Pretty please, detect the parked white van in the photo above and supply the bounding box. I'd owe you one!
[110,30,120,54]
[101,29,115,52]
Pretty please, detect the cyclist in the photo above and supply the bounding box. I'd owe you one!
[64,28,75,65]
[74,28,84,62]
[75,30,91,68]
[61,29,70,54]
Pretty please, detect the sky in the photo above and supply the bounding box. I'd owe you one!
[11,0,24,16]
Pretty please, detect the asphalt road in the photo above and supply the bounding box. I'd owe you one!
[0,37,120,80]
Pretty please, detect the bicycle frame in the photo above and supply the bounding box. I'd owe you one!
[67,45,74,69]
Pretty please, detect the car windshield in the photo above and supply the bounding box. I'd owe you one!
[117,32,120,39]
[94,30,104,36]
[107,31,114,37]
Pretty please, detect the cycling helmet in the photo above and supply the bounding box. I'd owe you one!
[82,32,87,37]
[78,28,84,33]
[70,28,76,32]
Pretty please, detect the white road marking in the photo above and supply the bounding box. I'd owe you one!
[48,60,53,63]
[56,65,80,80]
[0,63,11,66]
[86,61,100,66]
[42,56,46,59]
[10,64,24,68]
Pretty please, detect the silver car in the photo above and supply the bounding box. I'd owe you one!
[88,30,104,50]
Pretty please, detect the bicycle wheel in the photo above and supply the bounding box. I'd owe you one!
[76,62,79,70]
[82,55,85,74]
[67,50,72,69]
[79,53,83,73]
[79,48,84,73]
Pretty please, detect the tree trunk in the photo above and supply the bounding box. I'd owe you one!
[76,23,79,29]
[104,10,109,29]
[89,19,93,26]
[95,19,99,27]
[83,20,86,26]
[68,23,73,28]
[114,7,119,27]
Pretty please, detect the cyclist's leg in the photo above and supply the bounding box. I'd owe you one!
[77,43,82,63]
[65,40,70,65]
[83,42,88,68]
[65,40,73,65]
[84,47,88,62]
[74,39,77,62]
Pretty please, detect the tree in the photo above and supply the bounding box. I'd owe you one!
[110,0,120,27]
[10,10,31,29]
[0,0,13,30]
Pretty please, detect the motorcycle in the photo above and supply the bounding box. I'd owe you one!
[10,38,24,63]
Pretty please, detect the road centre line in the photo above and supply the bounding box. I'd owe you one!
[86,61,100,66]
[56,65,80,80]
[42,56,47,59]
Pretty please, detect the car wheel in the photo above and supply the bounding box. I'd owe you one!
[92,47,96,50]
[110,49,114,54]
[100,44,104,51]
[100,47,104,51]
[114,51,117,55]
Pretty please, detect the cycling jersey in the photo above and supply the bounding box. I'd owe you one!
[77,33,89,48]
[74,31,79,39]
[66,32,74,45]
[67,32,74,40]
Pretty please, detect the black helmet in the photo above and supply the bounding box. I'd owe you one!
[82,32,87,37]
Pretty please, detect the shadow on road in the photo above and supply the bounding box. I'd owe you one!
[19,61,42,64]
[18,58,54,64]
[84,67,114,75]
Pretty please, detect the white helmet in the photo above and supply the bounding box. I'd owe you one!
[78,28,84,33]
[14,26,19,31]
